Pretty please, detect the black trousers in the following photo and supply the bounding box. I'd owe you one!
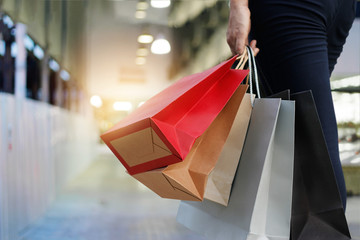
[249,0,357,209]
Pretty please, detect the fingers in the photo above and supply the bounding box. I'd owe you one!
[227,33,260,57]
[227,30,246,55]
[229,39,260,57]
[227,36,248,56]
[235,38,247,56]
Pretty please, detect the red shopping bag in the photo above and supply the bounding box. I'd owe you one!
[101,56,248,175]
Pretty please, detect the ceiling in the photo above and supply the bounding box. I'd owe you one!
[84,0,226,102]
[85,0,175,102]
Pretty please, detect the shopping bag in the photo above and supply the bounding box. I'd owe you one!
[101,56,248,175]
[290,91,351,240]
[177,97,295,240]
[132,87,251,201]
[204,92,252,206]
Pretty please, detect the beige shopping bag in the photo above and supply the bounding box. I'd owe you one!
[204,93,252,206]
[132,84,250,201]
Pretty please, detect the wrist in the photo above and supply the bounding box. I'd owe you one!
[229,0,248,7]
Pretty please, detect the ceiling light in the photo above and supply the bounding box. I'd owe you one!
[49,59,60,72]
[11,42,17,57]
[24,35,35,50]
[135,10,147,19]
[137,0,149,10]
[135,56,146,65]
[137,34,153,44]
[90,95,103,108]
[136,47,149,56]
[113,101,132,111]
[151,36,171,55]
[34,45,44,60]
[60,70,70,81]
[3,15,14,28]
[151,0,171,8]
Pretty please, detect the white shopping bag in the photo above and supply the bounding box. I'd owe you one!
[177,98,295,240]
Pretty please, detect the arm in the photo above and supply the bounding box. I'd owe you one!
[227,0,259,55]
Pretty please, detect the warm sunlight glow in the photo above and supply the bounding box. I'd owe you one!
[113,101,133,111]
[90,95,103,108]
[137,34,153,44]
[151,38,171,54]
[151,0,171,8]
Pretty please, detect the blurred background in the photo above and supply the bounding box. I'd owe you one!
[0,0,359,239]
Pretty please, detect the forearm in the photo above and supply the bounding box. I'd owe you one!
[227,0,259,55]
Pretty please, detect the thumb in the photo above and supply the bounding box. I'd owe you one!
[249,40,260,56]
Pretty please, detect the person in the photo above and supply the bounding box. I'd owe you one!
[226,0,357,210]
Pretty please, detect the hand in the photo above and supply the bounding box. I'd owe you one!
[226,2,259,56]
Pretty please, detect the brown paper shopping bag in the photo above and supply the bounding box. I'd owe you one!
[132,84,250,201]
[204,92,252,206]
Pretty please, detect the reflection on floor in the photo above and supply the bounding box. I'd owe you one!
[20,147,360,240]
[20,148,205,240]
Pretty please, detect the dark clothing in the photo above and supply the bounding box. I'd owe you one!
[249,0,357,209]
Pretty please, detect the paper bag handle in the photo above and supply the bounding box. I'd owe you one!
[233,46,261,105]
[234,50,250,85]
[235,50,248,70]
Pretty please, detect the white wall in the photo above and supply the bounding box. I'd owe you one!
[0,93,98,240]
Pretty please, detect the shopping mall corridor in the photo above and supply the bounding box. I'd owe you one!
[17,145,360,240]
[0,1,359,239]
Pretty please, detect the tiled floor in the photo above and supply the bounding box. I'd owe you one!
[21,147,360,240]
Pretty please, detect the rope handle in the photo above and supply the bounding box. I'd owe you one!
[246,46,261,106]
[234,50,249,85]
[235,50,248,70]
[233,46,261,106]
